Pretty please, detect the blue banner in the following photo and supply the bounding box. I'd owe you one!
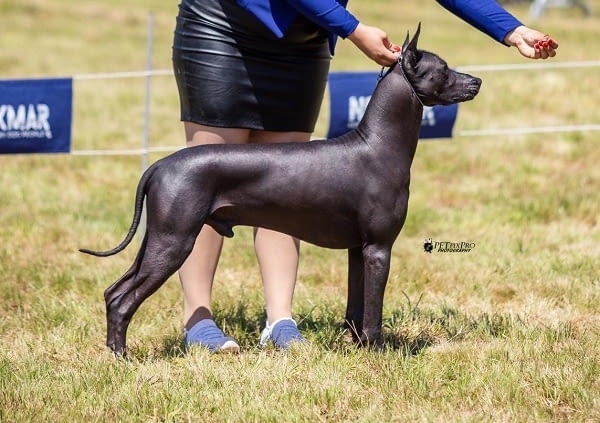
[327,71,458,140]
[0,78,73,154]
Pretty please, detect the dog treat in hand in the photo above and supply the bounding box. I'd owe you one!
[534,35,556,50]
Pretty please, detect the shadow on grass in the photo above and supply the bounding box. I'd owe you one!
[150,302,440,359]
[147,322,439,360]
[136,292,537,360]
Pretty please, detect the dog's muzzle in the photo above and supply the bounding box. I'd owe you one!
[470,77,483,92]
[460,77,482,101]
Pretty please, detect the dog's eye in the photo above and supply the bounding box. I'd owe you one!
[432,70,447,82]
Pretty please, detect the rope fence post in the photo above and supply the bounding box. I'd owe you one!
[142,12,154,174]
[139,12,154,239]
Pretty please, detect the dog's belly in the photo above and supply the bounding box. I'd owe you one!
[209,205,363,249]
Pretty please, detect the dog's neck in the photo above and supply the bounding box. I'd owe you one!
[355,61,423,168]
[396,53,426,108]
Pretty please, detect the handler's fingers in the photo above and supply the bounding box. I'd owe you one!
[380,38,400,64]
[386,40,402,53]
[378,38,399,65]
[533,46,550,59]
[541,46,557,58]
[348,24,399,66]
[534,43,558,59]
[379,50,398,66]
[533,35,559,59]
[543,38,558,58]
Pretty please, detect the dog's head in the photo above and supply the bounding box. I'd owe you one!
[399,23,482,106]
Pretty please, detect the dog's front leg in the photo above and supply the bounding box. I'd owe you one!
[345,246,364,341]
[359,244,392,348]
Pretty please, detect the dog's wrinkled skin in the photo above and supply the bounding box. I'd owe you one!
[81,24,481,356]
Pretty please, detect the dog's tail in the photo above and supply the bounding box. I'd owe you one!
[79,165,156,257]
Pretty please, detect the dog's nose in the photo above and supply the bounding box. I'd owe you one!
[468,77,482,96]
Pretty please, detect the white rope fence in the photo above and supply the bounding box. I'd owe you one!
[72,146,181,156]
[460,124,600,137]
[70,59,600,157]
[73,69,174,80]
[71,60,600,80]
[456,59,600,72]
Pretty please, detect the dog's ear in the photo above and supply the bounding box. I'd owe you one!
[401,22,421,53]
[402,22,421,71]
[401,30,410,52]
[407,22,421,52]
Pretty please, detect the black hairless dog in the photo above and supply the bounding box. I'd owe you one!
[81,24,481,355]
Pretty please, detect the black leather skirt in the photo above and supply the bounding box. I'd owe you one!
[172,0,331,132]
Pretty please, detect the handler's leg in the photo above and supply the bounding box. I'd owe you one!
[179,122,249,352]
[251,130,310,348]
[254,228,300,322]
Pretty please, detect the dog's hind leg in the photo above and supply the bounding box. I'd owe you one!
[104,233,150,355]
[105,228,201,356]
[345,246,365,342]
[104,232,149,305]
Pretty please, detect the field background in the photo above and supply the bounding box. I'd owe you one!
[1,0,599,421]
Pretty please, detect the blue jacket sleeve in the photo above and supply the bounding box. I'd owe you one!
[287,0,359,39]
[436,0,523,44]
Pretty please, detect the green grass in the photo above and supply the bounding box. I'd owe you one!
[1,0,599,421]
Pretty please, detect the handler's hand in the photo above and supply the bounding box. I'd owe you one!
[348,23,399,66]
[504,25,559,59]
